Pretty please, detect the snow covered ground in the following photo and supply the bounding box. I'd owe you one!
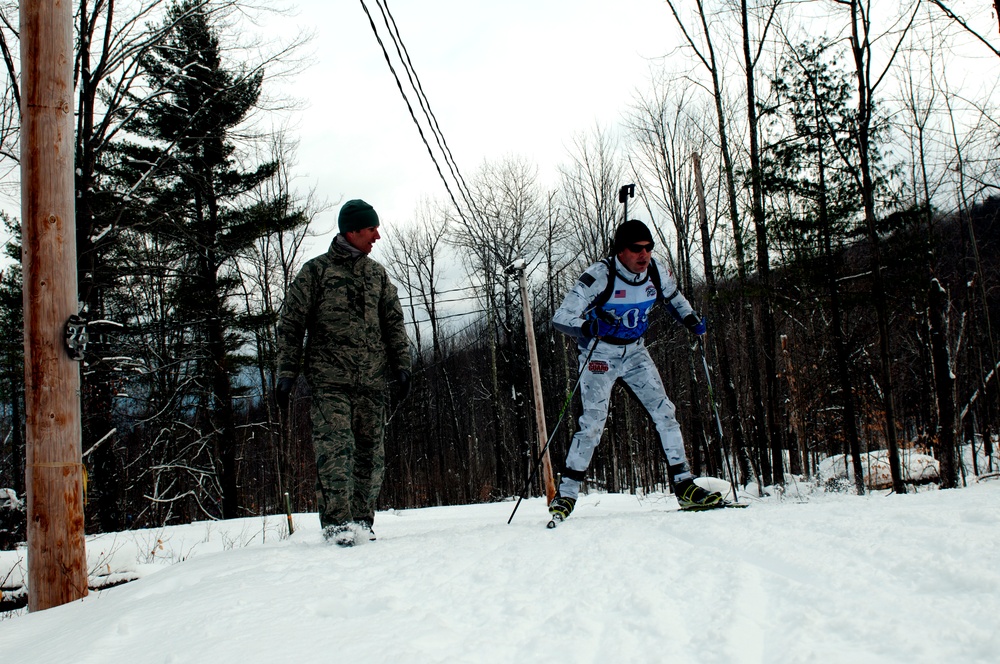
[2,480,999,663]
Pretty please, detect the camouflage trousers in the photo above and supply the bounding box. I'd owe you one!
[309,387,386,528]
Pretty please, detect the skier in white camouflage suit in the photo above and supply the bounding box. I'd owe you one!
[276,199,411,546]
[550,219,723,520]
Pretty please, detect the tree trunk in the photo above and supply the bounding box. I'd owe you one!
[741,0,782,486]
[928,278,957,488]
[693,153,751,487]
[781,336,809,478]
[849,0,906,493]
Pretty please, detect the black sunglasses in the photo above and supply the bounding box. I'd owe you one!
[626,243,654,254]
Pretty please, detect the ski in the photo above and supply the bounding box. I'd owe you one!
[546,499,747,526]
[679,499,748,512]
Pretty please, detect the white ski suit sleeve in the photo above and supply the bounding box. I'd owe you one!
[552,260,611,339]
[657,263,699,327]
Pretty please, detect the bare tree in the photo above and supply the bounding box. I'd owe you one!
[834,0,920,493]
[736,0,786,483]
[0,0,22,191]
[928,278,958,487]
[628,82,703,472]
[234,132,318,512]
[447,154,549,495]
[935,65,1000,462]
[381,200,497,504]
[452,155,549,323]
[384,200,450,363]
[628,81,705,280]
[664,0,772,483]
[925,0,1000,58]
[558,124,627,264]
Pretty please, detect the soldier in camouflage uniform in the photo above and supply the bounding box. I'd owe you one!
[276,199,411,546]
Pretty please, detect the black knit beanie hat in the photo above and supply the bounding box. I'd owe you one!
[338,199,380,234]
[612,219,654,254]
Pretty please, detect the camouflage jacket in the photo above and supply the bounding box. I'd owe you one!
[277,237,411,390]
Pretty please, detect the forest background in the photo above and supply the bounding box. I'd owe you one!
[0,0,998,534]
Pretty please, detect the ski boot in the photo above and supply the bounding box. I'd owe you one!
[547,495,576,528]
[675,478,724,511]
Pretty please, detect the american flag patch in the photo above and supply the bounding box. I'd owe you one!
[613,289,626,298]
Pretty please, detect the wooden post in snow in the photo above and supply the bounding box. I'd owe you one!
[21,0,88,611]
[514,261,556,503]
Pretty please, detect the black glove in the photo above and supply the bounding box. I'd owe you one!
[581,316,621,339]
[683,314,707,336]
[391,369,411,409]
[275,376,295,410]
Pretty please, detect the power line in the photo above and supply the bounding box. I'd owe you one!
[403,307,485,326]
[397,284,480,302]
[358,0,480,228]
[401,294,483,308]
[374,0,479,216]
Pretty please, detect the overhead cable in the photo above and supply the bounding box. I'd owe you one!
[358,0,479,228]
[373,0,480,219]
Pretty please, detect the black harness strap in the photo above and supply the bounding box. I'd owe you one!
[588,257,663,312]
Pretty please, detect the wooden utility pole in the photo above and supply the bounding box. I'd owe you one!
[514,261,556,503]
[21,0,88,611]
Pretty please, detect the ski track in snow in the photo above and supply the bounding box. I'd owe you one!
[2,483,999,663]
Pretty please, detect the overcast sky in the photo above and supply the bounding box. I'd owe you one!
[0,1,677,261]
[4,1,994,259]
[270,0,680,251]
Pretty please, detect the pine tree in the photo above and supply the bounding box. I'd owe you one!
[762,39,872,492]
[0,213,24,496]
[119,0,306,520]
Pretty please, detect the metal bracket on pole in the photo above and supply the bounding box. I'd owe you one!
[64,315,88,361]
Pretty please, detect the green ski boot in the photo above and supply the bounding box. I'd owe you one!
[675,479,724,511]
[547,495,577,528]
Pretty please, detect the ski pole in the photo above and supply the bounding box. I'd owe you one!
[507,338,599,524]
[698,336,740,501]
